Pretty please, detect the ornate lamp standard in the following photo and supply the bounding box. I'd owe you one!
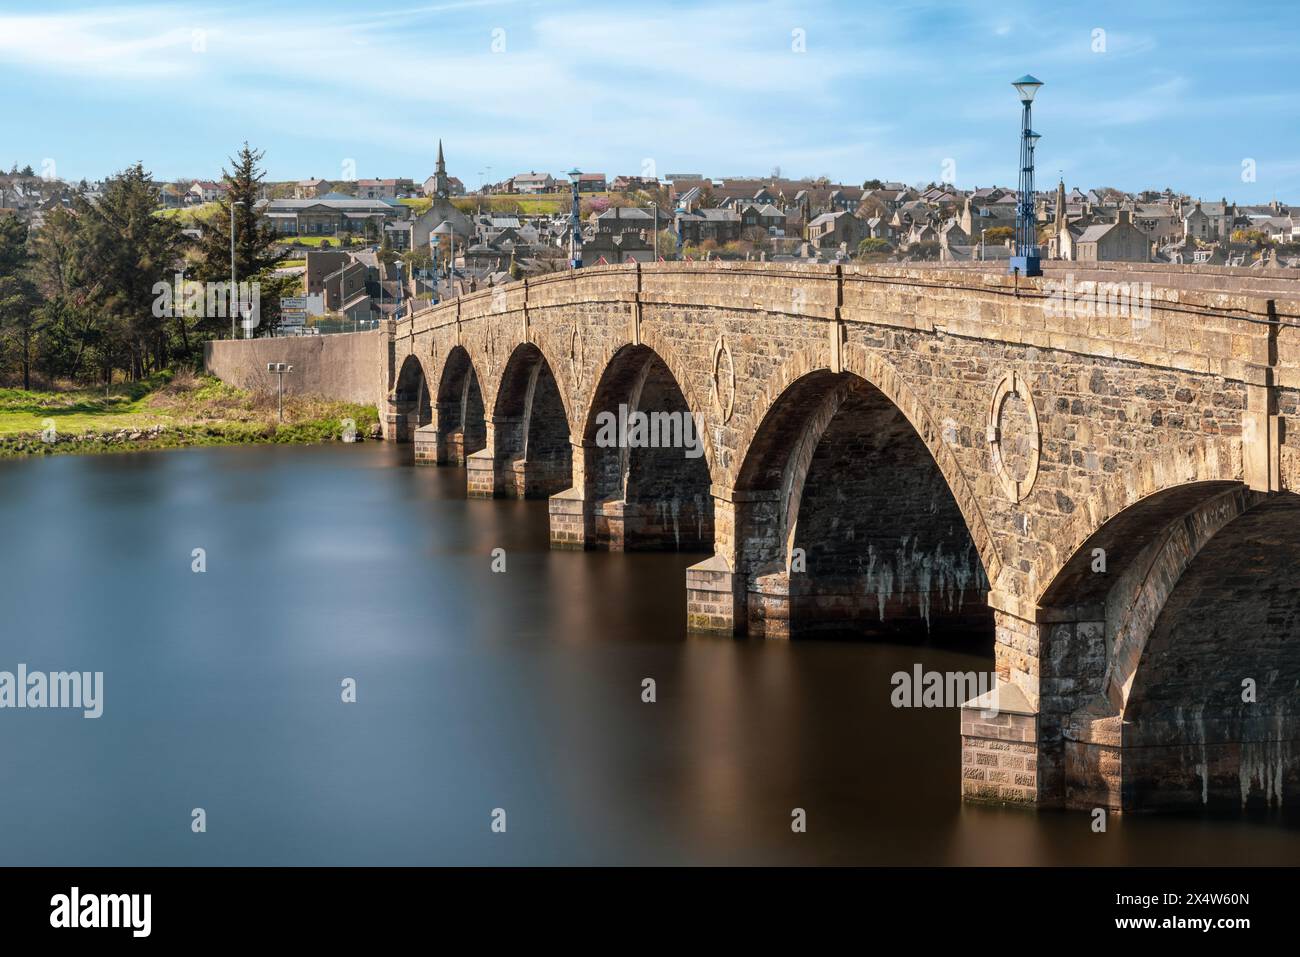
[394,259,404,321]
[567,168,583,269]
[1009,75,1043,278]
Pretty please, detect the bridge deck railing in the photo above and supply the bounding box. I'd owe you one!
[394,262,1300,389]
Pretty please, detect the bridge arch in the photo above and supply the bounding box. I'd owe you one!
[1121,493,1300,810]
[579,327,718,481]
[577,342,714,551]
[391,353,431,443]
[1029,478,1300,812]
[426,344,486,466]
[726,343,1000,584]
[728,346,993,640]
[474,342,572,499]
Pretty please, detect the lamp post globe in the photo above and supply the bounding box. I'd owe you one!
[1013,75,1043,103]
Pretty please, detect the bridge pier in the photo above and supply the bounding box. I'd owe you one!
[545,486,622,549]
[685,493,743,634]
[414,402,486,466]
[548,439,713,551]
[959,676,1043,808]
[383,408,415,443]
[413,424,438,463]
[548,488,695,551]
[958,605,1047,808]
[685,555,743,634]
[957,605,1125,812]
[465,449,495,498]
[464,418,571,499]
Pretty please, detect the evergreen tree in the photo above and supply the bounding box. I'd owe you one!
[192,143,285,337]
[27,206,95,381]
[0,213,39,388]
[72,163,183,380]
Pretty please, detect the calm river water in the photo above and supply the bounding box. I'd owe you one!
[0,443,1296,865]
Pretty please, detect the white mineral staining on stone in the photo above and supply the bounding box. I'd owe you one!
[1238,709,1290,807]
[1170,702,1293,807]
[863,544,894,622]
[856,534,984,630]
[1173,704,1210,805]
[656,497,684,549]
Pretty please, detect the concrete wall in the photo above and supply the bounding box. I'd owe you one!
[204,329,389,408]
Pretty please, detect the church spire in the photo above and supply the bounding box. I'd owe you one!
[435,140,449,201]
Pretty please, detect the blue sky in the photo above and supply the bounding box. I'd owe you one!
[2,0,1298,200]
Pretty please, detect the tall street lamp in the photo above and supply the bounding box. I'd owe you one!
[1009,74,1043,278]
[395,259,405,318]
[230,199,245,338]
[567,168,583,269]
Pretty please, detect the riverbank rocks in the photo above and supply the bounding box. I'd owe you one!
[2,424,169,455]
[2,419,374,456]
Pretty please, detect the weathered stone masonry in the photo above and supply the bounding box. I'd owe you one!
[214,261,1300,813]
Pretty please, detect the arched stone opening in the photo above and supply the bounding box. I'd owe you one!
[1029,480,1298,810]
[732,369,990,641]
[391,354,430,443]
[575,344,713,551]
[1121,493,1300,811]
[474,343,571,499]
[420,345,486,465]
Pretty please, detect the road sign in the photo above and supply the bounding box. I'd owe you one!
[280,297,308,328]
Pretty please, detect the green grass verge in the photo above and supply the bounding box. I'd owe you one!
[0,374,380,457]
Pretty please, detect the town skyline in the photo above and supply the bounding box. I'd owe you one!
[7,155,1297,211]
[3,0,1299,198]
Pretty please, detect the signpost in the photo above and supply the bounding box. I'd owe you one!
[280,297,309,334]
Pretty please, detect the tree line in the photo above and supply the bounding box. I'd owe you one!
[0,144,294,389]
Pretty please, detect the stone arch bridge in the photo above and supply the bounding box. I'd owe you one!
[237,261,1300,814]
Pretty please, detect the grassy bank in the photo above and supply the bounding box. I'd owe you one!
[0,372,380,457]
